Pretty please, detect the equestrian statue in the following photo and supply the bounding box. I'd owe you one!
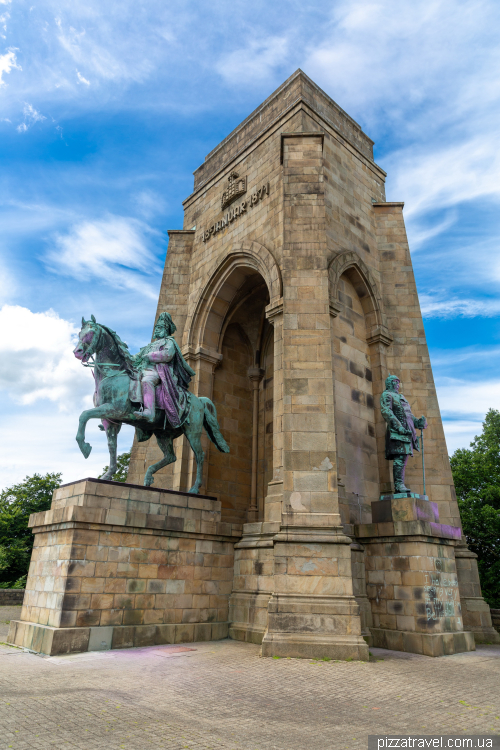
[73,312,229,493]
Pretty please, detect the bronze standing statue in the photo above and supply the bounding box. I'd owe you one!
[380,374,427,494]
[73,312,229,492]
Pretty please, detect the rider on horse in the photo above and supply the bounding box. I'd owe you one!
[133,312,195,426]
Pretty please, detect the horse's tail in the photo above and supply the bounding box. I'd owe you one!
[200,397,230,453]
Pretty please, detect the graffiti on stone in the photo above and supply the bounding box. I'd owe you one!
[422,565,462,628]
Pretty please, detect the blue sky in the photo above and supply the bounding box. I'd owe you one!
[0,0,499,488]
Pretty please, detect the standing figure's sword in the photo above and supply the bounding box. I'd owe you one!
[420,428,426,497]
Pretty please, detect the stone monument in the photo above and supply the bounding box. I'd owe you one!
[9,70,498,657]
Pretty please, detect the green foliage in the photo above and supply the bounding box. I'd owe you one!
[450,409,500,607]
[0,473,61,588]
[99,451,131,483]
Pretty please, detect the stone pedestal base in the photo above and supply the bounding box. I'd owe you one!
[228,592,271,644]
[261,593,369,660]
[8,619,229,656]
[259,521,368,660]
[356,494,475,657]
[454,544,500,644]
[228,521,276,645]
[371,627,475,657]
[7,478,240,655]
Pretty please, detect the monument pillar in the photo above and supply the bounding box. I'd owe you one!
[261,133,367,660]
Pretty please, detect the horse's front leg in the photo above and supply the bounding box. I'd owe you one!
[144,434,176,487]
[76,404,119,459]
[101,421,122,480]
[185,433,205,494]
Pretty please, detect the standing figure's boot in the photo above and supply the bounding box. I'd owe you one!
[134,382,156,423]
[393,458,410,493]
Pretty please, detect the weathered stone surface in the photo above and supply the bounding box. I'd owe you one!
[8,480,238,654]
[17,71,494,659]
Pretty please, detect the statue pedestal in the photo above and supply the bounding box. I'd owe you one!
[356,494,475,657]
[8,479,241,656]
[260,519,369,661]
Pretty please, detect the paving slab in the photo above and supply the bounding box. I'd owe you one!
[1,606,499,750]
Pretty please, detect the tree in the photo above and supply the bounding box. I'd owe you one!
[0,473,61,588]
[450,409,500,607]
[99,451,131,483]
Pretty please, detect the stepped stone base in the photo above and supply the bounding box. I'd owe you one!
[371,627,475,657]
[8,619,228,656]
[491,609,500,634]
[261,632,369,660]
[454,545,500,644]
[356,494,475,657]
[6,478,240,656]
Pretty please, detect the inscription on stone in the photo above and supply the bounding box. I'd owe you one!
[202,182,270,242]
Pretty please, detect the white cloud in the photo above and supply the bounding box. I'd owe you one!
[305,0,498,118]
[406,211,457,249]
[0,304,135,489]
[215,35,289,85]
[442,419,484,454]
[0,261,16,304]
[302,0,500,249]
[386,137,500,220]
[0,407,134,490]
[0,48,20,85]
[46,215,161,299]
[436,377,500,419]
[134,190,166,219]
[434,377,500,451]
[0,305,92,407]
[17,102,46,132]
[420,294,500,319]
[54,12,153,83]
[76,70,90,85]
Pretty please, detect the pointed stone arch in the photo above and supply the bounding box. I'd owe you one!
[185,241,282,354]
[328,251,390,343]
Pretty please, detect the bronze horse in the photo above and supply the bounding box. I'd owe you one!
[73,316,229,493]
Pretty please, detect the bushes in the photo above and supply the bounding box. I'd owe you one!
[0,453,130,589]
[450,409,500,608]
[0,473,61,588]
[99,451,131,482]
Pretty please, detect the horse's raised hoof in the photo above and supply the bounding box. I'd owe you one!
[77,440,92,459]
[144,473,154,487]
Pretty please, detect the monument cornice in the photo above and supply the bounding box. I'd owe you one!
[182,345,223,367]
[182,100,386,210]
[201,69,372,166]
[265,298,283,323]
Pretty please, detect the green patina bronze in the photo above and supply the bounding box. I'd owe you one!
[73,312,229,493]
[380,374,427,494]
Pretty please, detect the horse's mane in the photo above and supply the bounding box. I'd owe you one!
[98,323,137,378]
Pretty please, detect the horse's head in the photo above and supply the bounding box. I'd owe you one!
[74,315,102,364]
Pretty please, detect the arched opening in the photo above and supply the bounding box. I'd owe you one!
[199,267,273,525]
[332,269,379,525]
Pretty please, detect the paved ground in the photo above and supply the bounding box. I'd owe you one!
[1,606,499,750]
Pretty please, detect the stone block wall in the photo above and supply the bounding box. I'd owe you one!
[229,522,276,644]
[0,589,25,605]
[454,544,500,643]
[8,480,240,655]
[356,495,475,657]
[208,323,253,524]
[122,68,497,656]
